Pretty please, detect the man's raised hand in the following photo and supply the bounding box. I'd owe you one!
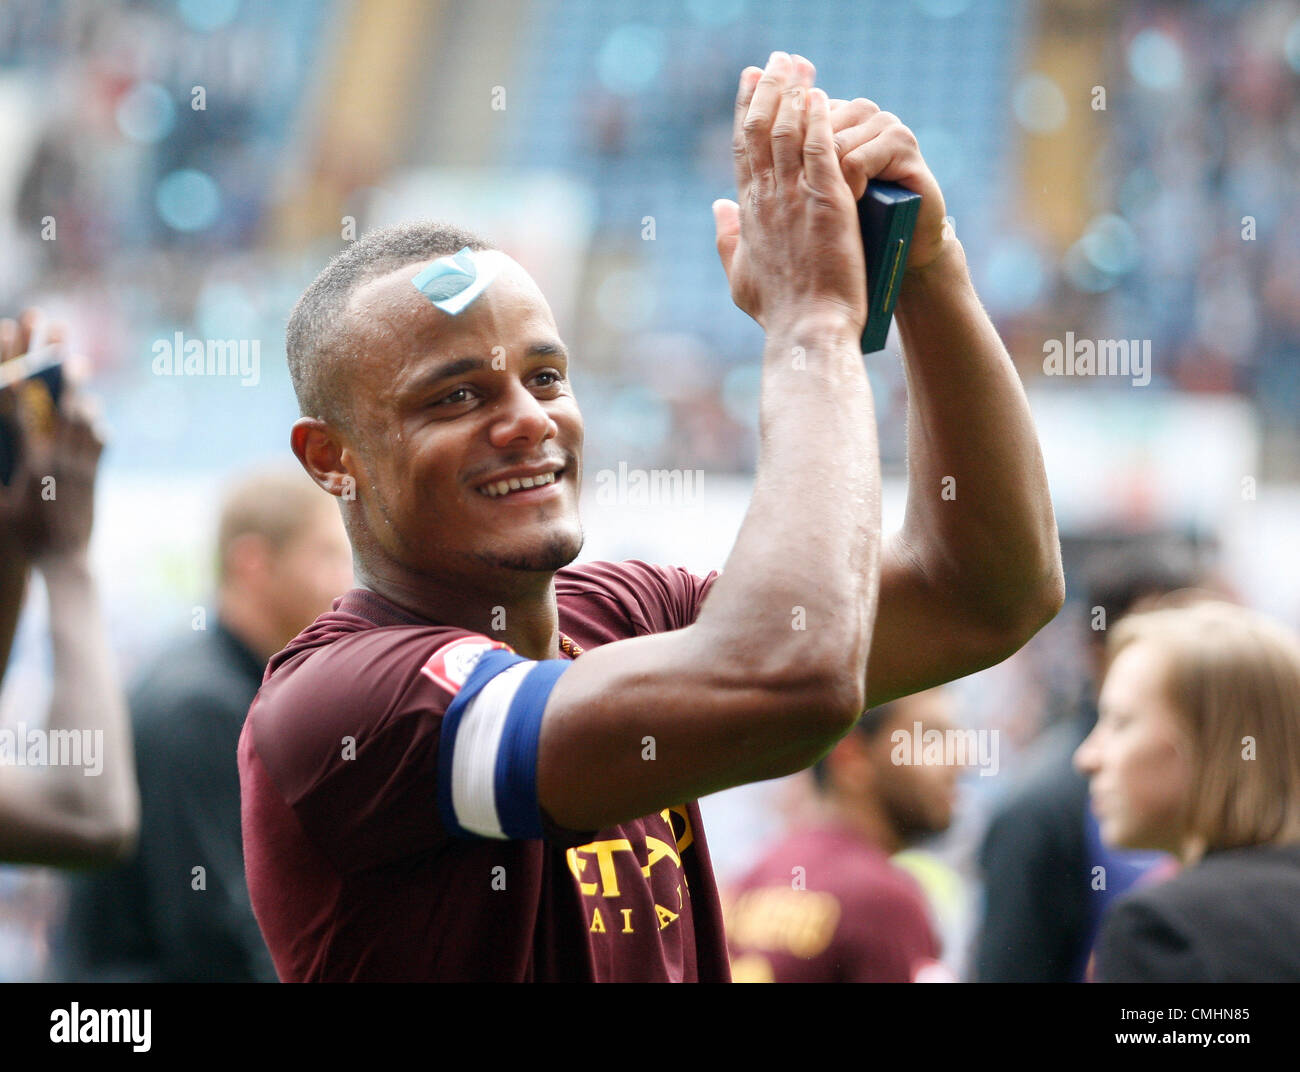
[0,310,103,561]
[712,52,866,335]
[828,96,949,272]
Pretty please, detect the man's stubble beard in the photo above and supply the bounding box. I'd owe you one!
[472,523,584,573]
[351,491,584,578]
[886,795,951,847]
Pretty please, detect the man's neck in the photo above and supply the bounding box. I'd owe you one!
[357,562,564,662]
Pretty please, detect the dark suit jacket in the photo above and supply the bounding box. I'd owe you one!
[1094,842,1300,982]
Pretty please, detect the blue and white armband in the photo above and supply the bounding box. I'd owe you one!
[431,645,570,840]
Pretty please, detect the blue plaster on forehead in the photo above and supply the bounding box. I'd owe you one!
[411,246,500,315]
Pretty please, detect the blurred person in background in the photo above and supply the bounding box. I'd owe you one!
[1077,601,1300,982]
[725,689,958,982]
[973,546,1203,982]
[0,309,138,867]
[58,467,352,982]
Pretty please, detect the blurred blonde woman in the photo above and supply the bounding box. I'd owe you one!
[1074,601,1300,982]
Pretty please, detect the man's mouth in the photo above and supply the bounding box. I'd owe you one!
[475,467,564,499]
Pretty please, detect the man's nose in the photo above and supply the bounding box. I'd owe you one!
[488,380,556,449]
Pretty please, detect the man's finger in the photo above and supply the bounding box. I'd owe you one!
[0,320,17,363]
[18,308,43,357]
[742,51,789,190]
[837,110,901,188]
[57,390,107,461]
[731,66,762,196]
[830,98,883,153]
[61,351,91,389]
[833,105,891,198]
[842,121,919,186]
[842,108,896,149]
[801,88,843,195]
[770,55,814,187]
[712,198,740,271]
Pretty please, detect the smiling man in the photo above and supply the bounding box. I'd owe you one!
[238,53,1063,982]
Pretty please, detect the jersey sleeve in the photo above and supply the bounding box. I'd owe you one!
[556,559,720,633]
[628,560,719,629]
[248,629,577,875]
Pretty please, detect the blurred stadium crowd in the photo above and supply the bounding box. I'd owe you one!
[1,0,1299,981]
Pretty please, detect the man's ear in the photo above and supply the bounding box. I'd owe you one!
[291,418,355,500]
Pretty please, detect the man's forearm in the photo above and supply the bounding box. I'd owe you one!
[892,238,1063,633]
[700,315,882,697]
[39,550,139,848]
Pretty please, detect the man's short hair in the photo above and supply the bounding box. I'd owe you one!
[286,220,493,429]
[1082,542,1201,644]
[216,467,335,585]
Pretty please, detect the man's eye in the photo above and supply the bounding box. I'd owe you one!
[534,370,563,387]
[439,388,474,405]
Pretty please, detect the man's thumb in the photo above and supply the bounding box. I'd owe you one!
[712,198,740,264]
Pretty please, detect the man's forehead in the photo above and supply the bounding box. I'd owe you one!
[347,254,552,347]
[337,255,564,418]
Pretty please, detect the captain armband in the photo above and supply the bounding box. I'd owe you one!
[429,642,570,840]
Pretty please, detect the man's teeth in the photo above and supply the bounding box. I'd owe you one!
[479,471,558,497]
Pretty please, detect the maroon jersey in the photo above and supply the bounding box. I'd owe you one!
[238,559,731,982]
[725,822,947,982]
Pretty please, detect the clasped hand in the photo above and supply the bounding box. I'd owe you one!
[713,52,949,333]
